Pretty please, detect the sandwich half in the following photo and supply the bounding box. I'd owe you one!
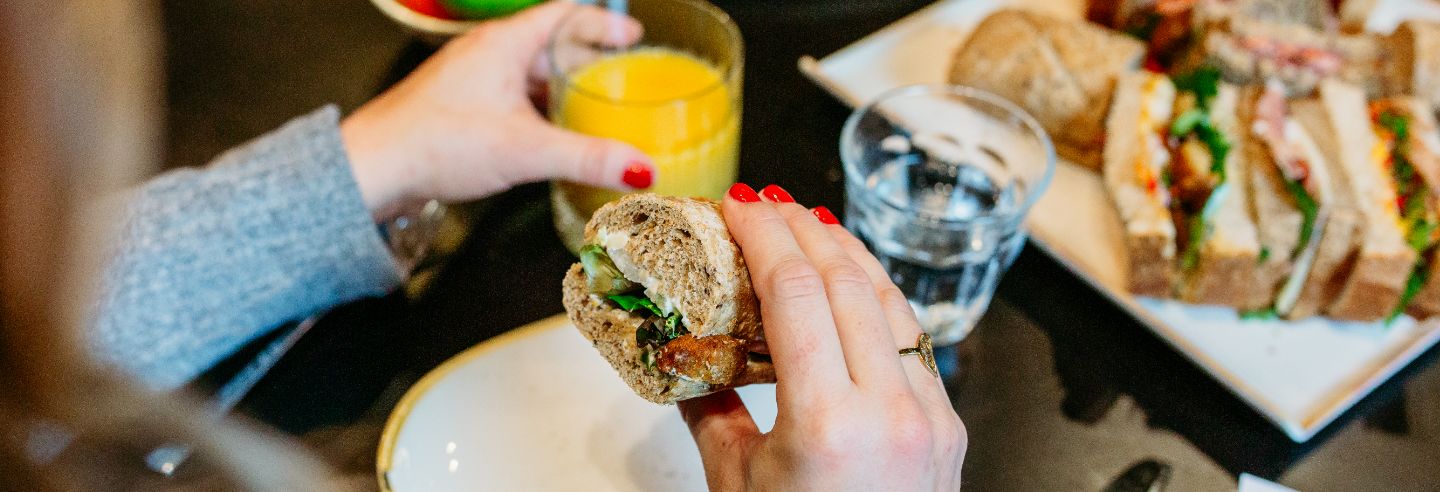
[1370,97,1440,319]
[1171,75,1262,306]
[1287,86,1364,320]
[1103,69,1259,306]
[1237,80,1352,315]
[561,194,775,404]
[1289,80,1416,321]
[1178,9,1343,96]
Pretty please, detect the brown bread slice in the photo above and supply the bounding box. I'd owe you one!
[1235,86,1300,310]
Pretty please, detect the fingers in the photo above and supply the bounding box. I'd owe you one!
[761,189,908,389]
[820,222,953,403]
[677,390,760,490]
[723,185,850,400]
[513,123,656,191]
[503,2,643,81]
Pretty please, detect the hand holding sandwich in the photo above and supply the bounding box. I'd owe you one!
[678,184,966,491]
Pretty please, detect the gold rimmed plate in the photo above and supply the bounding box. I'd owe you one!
[376,315,778,491]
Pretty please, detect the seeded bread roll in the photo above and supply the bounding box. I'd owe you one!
[949,9,1145,170]
[583,194,762,340]
[562,194,774,404]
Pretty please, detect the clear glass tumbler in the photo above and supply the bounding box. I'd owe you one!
[841,84,1056,345]
[547,0,743,253]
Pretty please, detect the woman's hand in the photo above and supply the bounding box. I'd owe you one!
[341,2,650,219]
[679,183,967,491]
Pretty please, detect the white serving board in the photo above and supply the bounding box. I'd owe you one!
[799,0,1440,442]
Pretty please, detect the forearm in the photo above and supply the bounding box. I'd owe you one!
[90,106,403,391]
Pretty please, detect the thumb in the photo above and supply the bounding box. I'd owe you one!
[678,390,761,489]
[516,123,656,191]
[499,1,643,80]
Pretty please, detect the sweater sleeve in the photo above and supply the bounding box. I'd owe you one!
[90,106,403,392]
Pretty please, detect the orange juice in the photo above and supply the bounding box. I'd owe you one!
[551,47,740,251]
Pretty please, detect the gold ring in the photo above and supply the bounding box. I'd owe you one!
[898,333,939,377]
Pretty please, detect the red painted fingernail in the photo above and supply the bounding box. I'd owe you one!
[760,184,794,203]
[812,206,839,225]
[621,162,653,189]
[728,183,760,202]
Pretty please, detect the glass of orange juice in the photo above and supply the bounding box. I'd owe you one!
[547,0,742,253]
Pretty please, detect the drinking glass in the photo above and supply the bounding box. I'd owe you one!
[841,84,1056,345]
[547,0,742,253]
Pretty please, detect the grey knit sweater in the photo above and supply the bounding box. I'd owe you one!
[91,107,403,391]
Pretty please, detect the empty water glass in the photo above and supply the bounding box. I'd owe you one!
[841,84,1056,345]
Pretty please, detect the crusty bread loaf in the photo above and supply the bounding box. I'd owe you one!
[1303,81,1416,320]
[949,9,1145,170]
[1384,20,1440,107]
[1179,83,1263,307]
[1103,72,1177,297]
[563,194,774,404]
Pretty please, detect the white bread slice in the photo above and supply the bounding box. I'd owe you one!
[561,195,774,404]
[1179,83,1264,307]
[949,9,1145,170]
[1306,81,1415,320]
[1103,71,1178,298]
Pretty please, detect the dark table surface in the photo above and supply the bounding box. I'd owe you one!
[164,0,1440,490]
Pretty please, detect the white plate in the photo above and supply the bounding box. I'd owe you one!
[799,0,1440,442]
[377,315,778,491]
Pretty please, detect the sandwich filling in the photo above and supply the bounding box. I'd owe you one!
[1372,105,1440,319]
[578,243,757,386]
[1135,74,1174,207]
[1165,67,1233,270]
